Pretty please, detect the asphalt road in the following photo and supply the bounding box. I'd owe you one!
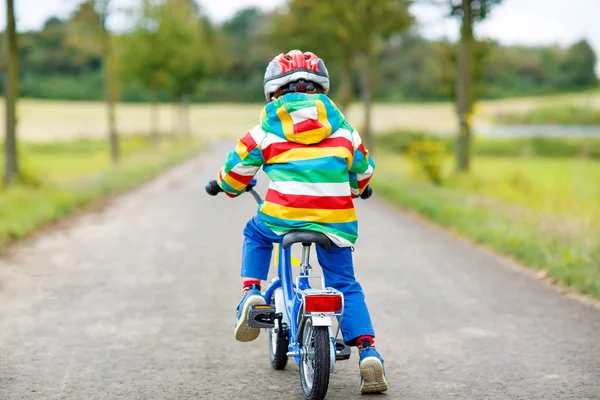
[1,143,599,400]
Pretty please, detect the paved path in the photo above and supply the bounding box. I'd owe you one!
[1,143,599,399]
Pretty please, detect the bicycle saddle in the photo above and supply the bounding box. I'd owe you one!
[282,230,332,250]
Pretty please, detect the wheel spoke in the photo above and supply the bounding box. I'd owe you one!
[302,319,315,390]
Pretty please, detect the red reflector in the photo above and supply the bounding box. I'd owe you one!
[304,295,342,313]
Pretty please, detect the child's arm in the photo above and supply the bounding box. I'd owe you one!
[349,128,375,198]
[217,126,266,198]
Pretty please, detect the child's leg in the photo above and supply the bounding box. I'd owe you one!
[314,244,375,346]
[316,244,388,393]
[235,216,282,342]
[241,215,282,286]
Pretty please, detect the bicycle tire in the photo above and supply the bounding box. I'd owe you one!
[299,320,331,400]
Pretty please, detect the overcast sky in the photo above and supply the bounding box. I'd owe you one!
[1,0,599,74]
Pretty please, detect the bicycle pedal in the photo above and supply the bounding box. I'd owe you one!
[335,339,351,360]
[248,305,277,329]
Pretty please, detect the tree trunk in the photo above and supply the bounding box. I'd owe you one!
[99,7,119,163]
[3,0,19,187]
[336,59,354,115]
[150,91,159,141]
[360,53,375,153]
[171,98,188,136]
[455,0,474,172]
[171,102,179,136]
[182,95,191,136]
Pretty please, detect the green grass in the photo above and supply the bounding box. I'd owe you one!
[0,136,202,249]
[374,153,600,298]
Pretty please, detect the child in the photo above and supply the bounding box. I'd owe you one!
[215,49,387,394]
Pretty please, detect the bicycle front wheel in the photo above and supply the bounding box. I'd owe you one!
[299,318,331,400]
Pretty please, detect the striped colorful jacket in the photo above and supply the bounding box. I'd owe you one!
[217,93,375,247]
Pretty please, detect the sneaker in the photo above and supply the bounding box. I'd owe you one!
[234,287,266,342]
[359,346,389,394]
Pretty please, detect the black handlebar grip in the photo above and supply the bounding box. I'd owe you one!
[360,185,373,200]
[205,180,222,196]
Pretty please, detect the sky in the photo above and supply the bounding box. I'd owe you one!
[1,0,599,74]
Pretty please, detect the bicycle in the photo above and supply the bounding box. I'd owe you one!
[205,178,373,400]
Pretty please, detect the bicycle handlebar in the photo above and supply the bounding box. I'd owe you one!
[205,178,257,196]
[204,180,222,196]
[206,179,373,201]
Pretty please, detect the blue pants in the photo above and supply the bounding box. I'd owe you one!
[241,216,375,346]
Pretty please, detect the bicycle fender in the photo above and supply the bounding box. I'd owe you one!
[311,315,333,327]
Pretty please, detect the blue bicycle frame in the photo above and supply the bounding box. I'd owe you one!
[263,243,311,364]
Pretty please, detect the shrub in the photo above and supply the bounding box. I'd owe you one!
[407,139,451,185]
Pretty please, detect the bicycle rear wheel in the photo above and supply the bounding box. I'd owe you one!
[299,318,331,400]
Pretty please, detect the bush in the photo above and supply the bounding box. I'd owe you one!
[407,140,450,185]
[20,72,104,101]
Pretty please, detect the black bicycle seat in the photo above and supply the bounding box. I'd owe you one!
[282,230,332,250]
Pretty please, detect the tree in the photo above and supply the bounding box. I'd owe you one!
[160,0,214,135]
[450,0,502,172]
[266,2,356,113]
[377,34,452,101]
[267,0,413,152]
[351,0,413,152]
[98,0,119,161]
[68,0,120,162]
[559,40,598,89]
[3,0,19,186]
[219,7,276,103]
[119,0,171,139]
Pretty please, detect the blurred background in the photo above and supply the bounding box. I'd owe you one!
[1,0,599,298]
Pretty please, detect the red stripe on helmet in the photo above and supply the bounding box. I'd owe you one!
[276,50,320,74]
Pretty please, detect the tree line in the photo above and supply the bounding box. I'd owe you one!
[1,5,596,104]
[3,0,599,186]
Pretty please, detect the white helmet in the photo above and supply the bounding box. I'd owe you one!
[263,49,330,102]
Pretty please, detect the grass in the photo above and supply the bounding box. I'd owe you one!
[373,153,600,298]
[0,136,202,249]
[3,89,599,142]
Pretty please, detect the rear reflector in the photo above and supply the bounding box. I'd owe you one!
[305,295,342,313]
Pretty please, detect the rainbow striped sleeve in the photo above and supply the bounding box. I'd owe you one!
[349,128,375,197]
[217,126,266,198]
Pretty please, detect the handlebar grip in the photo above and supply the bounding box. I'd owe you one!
[205,180,223,196]
[360,185,373,200]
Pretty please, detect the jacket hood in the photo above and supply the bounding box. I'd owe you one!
[260,93,344,145]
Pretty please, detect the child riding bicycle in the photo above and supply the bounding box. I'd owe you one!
[214,49,388,394]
